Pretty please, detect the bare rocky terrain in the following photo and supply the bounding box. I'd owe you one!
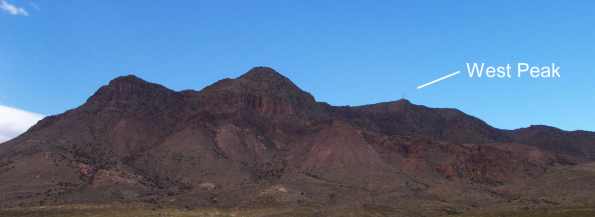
[1,67,594,216]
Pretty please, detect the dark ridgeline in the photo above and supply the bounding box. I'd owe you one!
[1,67,594,215]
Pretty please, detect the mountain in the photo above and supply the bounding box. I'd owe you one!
[510,125,595,160]
[1,67,594,216]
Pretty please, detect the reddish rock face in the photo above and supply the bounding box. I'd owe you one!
[0,67,593,214]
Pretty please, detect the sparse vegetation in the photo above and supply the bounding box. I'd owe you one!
[0,204,317,217]
[451,207,595,217]
[2,205,595,217]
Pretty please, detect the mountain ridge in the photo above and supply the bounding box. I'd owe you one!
[1,67,594,216]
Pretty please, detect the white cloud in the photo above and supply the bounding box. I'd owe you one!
[0,105,43,143]
[0,0,29,16]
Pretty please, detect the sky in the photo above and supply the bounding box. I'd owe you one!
[1,1,594,141]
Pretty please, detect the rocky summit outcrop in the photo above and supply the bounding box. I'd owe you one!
[0,67,594,216]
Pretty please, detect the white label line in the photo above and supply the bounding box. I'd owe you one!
[417,70,461,89]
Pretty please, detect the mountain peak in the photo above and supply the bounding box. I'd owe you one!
[396,98,412,104]
[99,74,171,94]
[105,74,154,88]
[355,98,415,112]
[237,67,294,87]
[85,74,175,109]
[199,67,318,116]
[204,67,307,95]
[239,66,284,80]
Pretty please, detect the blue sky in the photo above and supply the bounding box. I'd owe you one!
[1,0,594,134]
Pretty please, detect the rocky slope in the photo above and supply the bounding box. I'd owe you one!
[0,67,594,216]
